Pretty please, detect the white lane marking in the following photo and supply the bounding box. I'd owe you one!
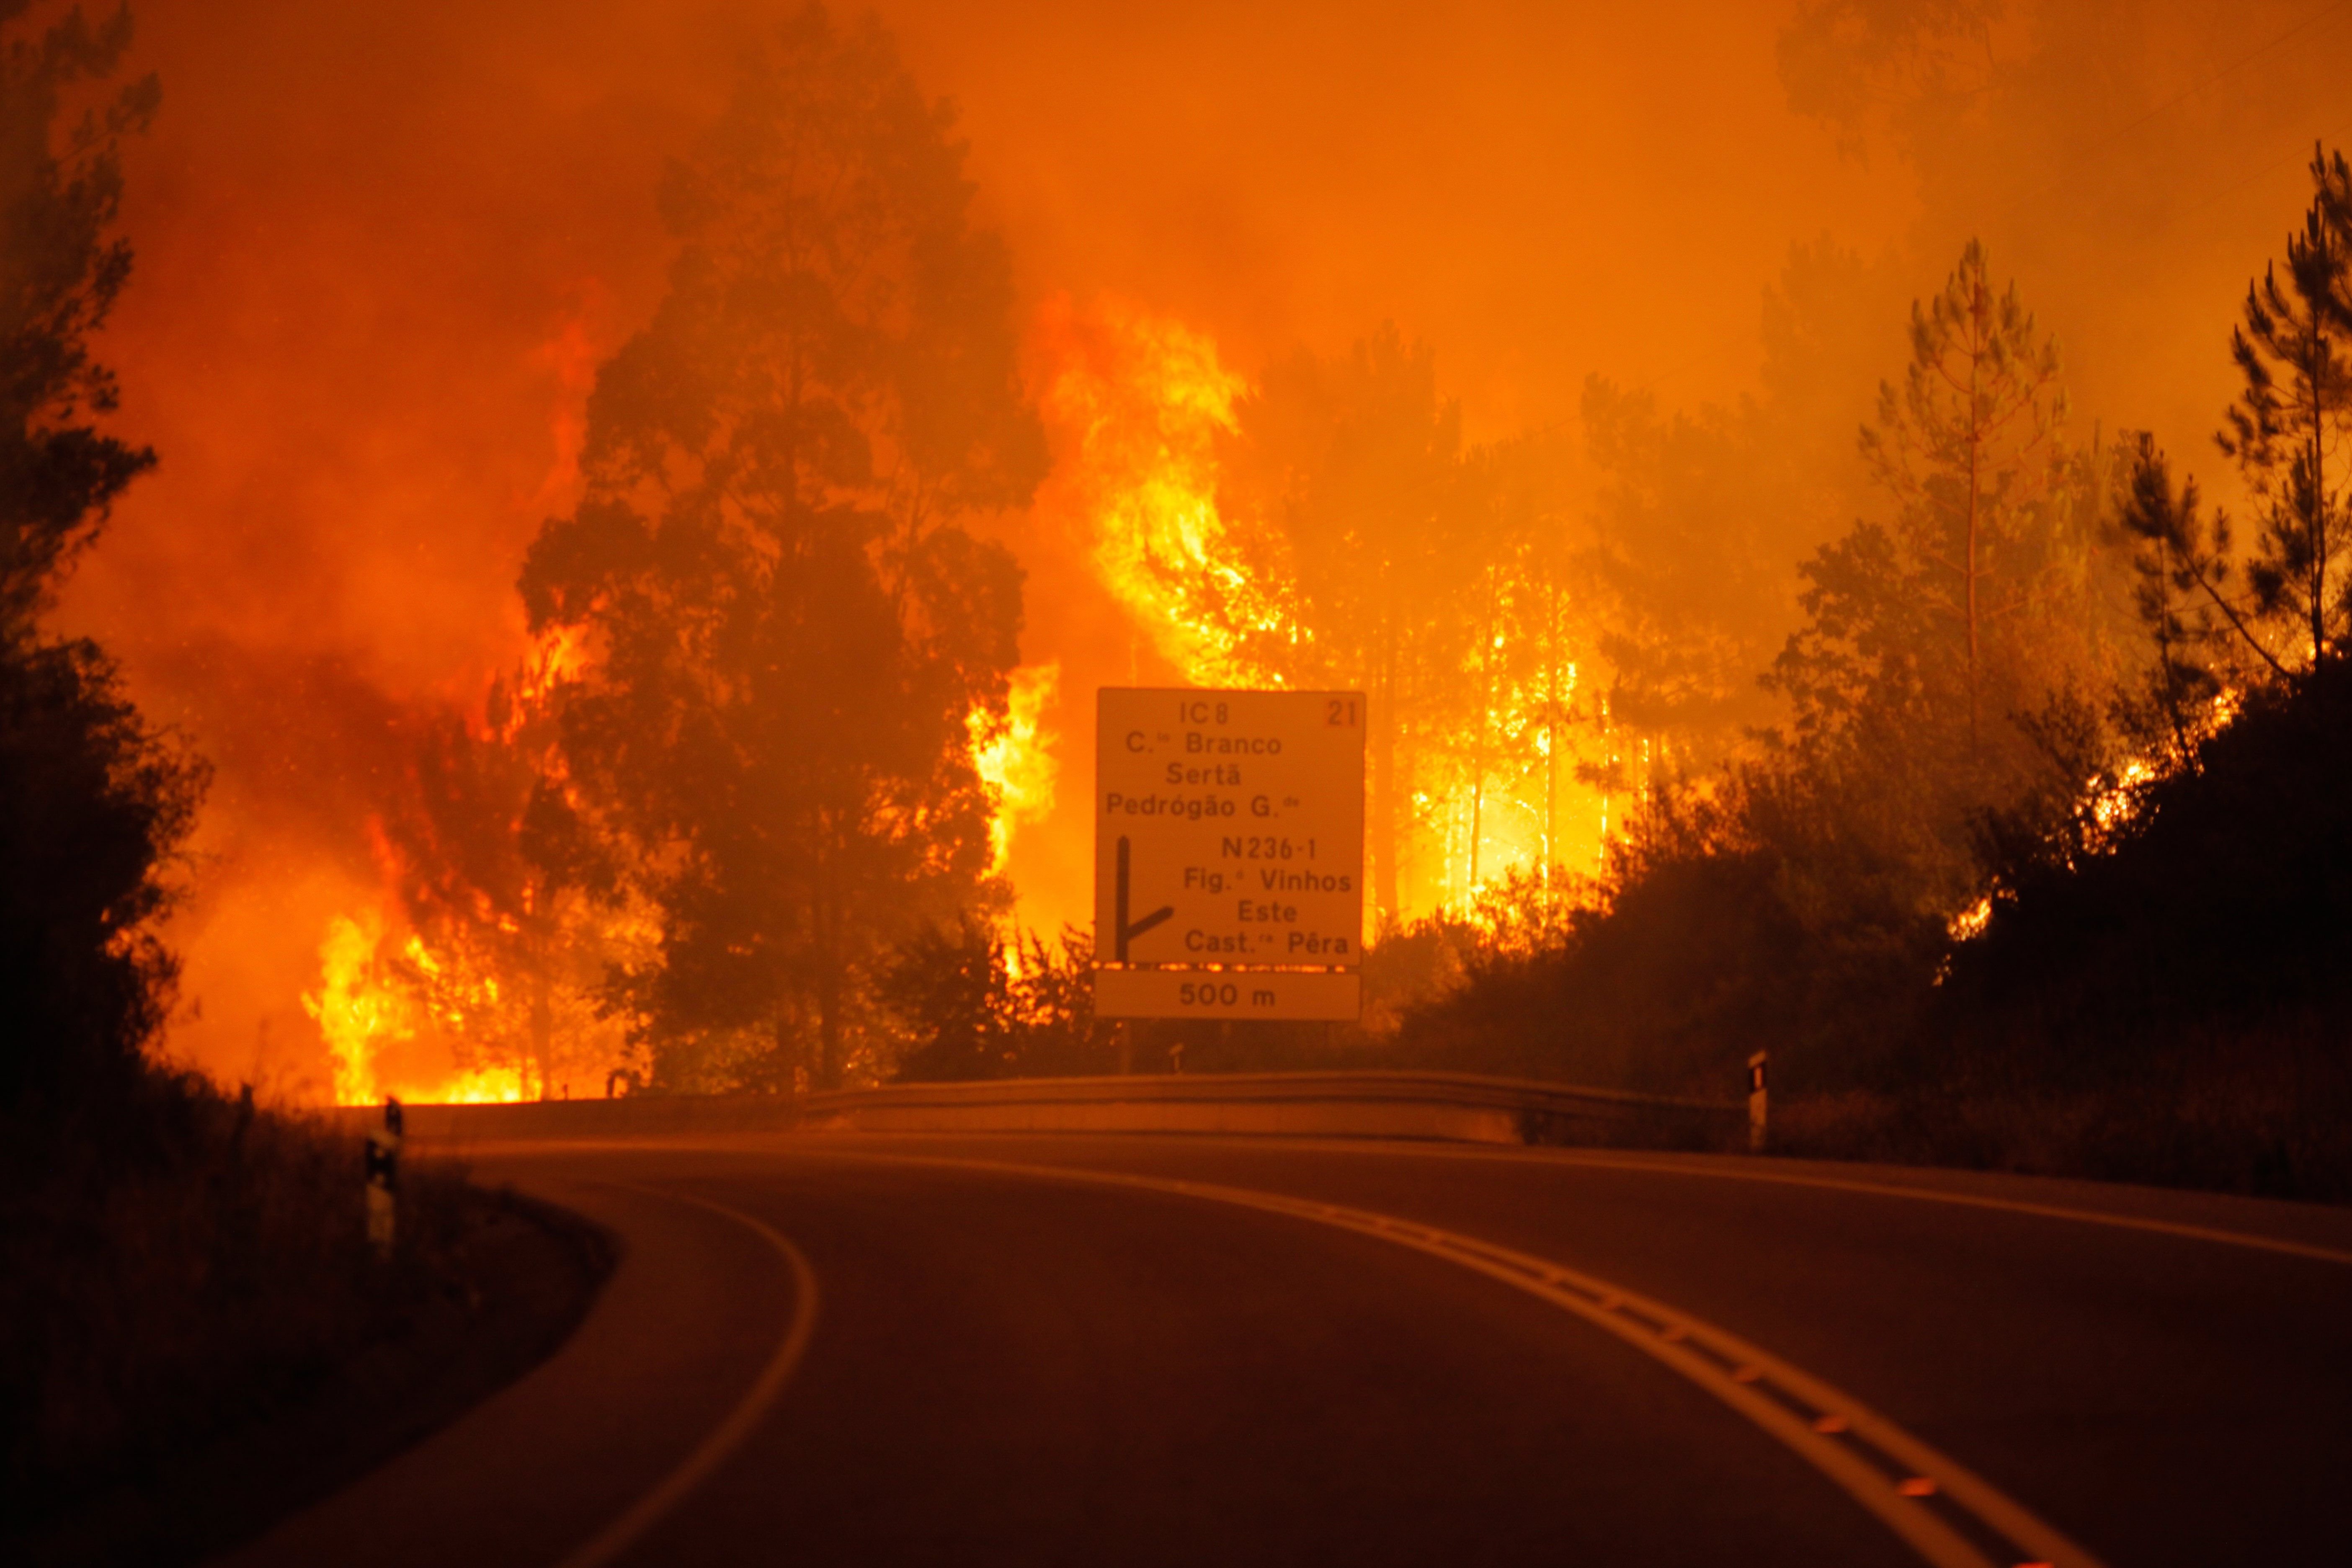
[1047,1135,2352,1269]
[812,1148,2105,1568]
[818,1134,2352,1268]
[1512,1150,2352,1268]
[432,1132,2352,1268]
[555,1184,820,1568]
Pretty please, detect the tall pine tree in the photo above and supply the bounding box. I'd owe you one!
[2219,144,2352,670]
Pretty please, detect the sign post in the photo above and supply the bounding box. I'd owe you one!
[1094,688,1366,1022]
[1747,1052,1768,1153]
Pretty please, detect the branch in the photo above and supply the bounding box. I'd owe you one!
[2186,559,2291,681]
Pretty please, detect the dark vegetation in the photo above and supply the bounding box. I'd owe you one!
[0,11,604,1553]
[1392,144,2352,1199]
[1,1073,611,1565]
[508,5,1044,1094]
[879,133,2352,1204]
[574,3,2352,1204]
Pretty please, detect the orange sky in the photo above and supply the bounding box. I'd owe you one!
[54,0,2352,1089]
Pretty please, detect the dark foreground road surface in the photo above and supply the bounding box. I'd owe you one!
[219,1133,2352,1567]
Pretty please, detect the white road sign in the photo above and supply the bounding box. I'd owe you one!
[1093,687,1366,1021]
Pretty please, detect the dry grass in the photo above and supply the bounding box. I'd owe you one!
[1,1070,490,1534]
[1769,1025,2352,1202]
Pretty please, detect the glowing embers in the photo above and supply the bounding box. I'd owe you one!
[970,661,1061,874]
[1948,894,1994,944]
[1035,299,1295,686]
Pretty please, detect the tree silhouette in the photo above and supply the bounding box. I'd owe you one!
[369,661,652,1099]
[1211,326,1478,918]
[1857,239,2067,746]
[0,3,201,1109]
[518,5,1043,1090]
[2218,144,2352,669]
[0,2,157,643]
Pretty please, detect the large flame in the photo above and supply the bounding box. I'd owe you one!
[1032,298,1610,922]
[1036,299,1290,686]
[972,661,1060,874]
[302,911,405,1106]
[298,619,641,1108]
[301,909,534,1106]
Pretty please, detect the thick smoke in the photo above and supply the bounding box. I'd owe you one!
[53,0,2352,1089]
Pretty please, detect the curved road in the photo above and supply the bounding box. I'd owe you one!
[223,1132,2352,1566]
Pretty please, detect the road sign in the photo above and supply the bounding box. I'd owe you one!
[1094,687,1365,1021]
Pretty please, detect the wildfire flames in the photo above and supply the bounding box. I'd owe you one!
[1035,299,1597,917]
[302,623,630,1106]
[1037,301,1292,687]
[302,911,529,1106]
[972,662,1061,875]
[310,636,1063,1105]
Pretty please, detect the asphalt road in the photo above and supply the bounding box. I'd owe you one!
[220,1132,2352,1567]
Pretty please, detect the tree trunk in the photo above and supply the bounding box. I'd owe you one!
[814,842,843,1090]
[2311,359,2328,665]
[1543,589,1560,885]
[1965,317,1984,753]
[1371,616,1400,924]
[1468,567,1500,890]
[529,920,552,1101]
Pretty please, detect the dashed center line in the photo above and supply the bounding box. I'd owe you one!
[820,1149,2107,1568]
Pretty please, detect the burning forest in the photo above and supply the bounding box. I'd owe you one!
[3,0,2347,1181]
[15,5,2352,1561]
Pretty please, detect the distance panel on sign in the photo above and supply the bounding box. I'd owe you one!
[1093,688,1367,977]
[1094,967,1362,1021]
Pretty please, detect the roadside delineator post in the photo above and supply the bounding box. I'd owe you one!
[1746,1052,1767,1153]
[366,1096,403,1258]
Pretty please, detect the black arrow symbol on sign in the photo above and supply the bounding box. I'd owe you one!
[1114,835,1174,960]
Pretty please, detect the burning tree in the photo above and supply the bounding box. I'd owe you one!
[1210,327,1485,920]
[518,5,1044,1091]
[368,641,652,1101]
[1444,433,1589,892]
[1765,243,2133,875]
[2109,146,2352,766]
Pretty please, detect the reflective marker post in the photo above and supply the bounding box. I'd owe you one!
[1746,1052,1767,1153]
[366,1096,403,1259]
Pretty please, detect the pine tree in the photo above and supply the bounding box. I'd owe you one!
[2115,435,2283,755]
[1211,326,1478,921]
[2218,144,2352,669]
[1856,239,2066,747]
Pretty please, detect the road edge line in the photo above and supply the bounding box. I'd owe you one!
[554,1184,820,1568]
[1514,1151,2352,1267]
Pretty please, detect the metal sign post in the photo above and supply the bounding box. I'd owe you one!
[1094,687,1366,1022]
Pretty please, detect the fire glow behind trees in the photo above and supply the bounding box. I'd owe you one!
[36,0,2352,1100]
[516,8,1043,1091]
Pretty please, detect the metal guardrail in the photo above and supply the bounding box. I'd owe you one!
[334,1069,1743,1150]
[800,1069,1743,1147]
